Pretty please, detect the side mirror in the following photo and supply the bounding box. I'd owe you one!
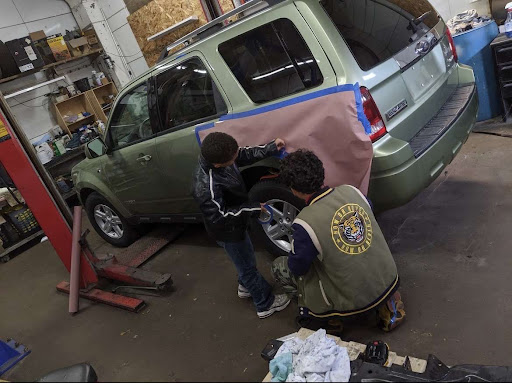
[85,137,107,159]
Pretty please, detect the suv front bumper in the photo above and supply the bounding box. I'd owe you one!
[368,83,478,210]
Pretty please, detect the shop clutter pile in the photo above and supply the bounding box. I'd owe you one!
[269,329,351,382]
[447,10,491,35]
[0,185,40,254]
[33,120,104,165]
[1,27,99,78]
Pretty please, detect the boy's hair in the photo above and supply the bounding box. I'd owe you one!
[280,149,325,194]
[201,132,239,164]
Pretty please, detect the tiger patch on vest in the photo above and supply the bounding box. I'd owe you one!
[331,204,373,255]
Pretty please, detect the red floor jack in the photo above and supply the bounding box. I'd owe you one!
[0,94,176,313]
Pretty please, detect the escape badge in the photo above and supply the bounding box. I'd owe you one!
[331,204,372,255]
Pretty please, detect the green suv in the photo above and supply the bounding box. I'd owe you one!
[73,0,478,254]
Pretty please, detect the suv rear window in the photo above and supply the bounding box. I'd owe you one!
[219,18,323,104]
[321,0,440,71]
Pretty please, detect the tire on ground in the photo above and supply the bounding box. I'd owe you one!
[248,180,305,257]
[84,192,140,247]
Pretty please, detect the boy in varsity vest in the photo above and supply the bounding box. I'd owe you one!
[272,149,405,331]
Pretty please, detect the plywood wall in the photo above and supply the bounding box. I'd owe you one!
[128,0,234,67]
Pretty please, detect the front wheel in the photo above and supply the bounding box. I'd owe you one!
[249,180,305,257]
[85,192,140,247]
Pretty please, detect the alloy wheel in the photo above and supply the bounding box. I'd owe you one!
[261,199,299,253]
[93,204,124,239]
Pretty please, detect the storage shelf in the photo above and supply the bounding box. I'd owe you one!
[0,230,44,260]
[66,114,95,127]
[0,49,103,85]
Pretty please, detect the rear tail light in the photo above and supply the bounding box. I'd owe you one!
[445,29,458,63]
[360,86,387,142]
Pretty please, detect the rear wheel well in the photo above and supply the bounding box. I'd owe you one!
[241,166,278,190]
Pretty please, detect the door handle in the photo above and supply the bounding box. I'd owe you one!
[137,154,152,163]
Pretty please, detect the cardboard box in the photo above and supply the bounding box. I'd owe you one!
[67,37,90,57]
[83,29,99,46]
[5,37,45,72]
[47,34,71,61]
[29,30,46,41]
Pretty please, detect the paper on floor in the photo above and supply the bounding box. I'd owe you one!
[271,329,351,382]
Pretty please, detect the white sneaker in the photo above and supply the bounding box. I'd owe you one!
[238,284,251,299]
[257,294,291,319]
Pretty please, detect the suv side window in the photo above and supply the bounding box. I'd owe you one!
[218,18,323,104]
[156,57,227,132]
[108,82,152,149]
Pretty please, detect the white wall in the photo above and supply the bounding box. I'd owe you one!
[96,0,148,77]
[0,0,99,142]
[430,0,491,21]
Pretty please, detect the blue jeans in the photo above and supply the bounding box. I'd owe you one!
[217,233,274,312]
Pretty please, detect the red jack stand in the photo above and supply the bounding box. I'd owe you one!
[0,92,180,313]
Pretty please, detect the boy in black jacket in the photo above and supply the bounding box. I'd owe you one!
[193,132,290,319]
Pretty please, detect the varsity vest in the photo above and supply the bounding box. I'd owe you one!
[294,185,398,315]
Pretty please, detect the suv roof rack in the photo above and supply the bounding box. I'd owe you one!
[157,0,280,63]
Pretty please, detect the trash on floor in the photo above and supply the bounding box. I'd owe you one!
[269,329,350,382]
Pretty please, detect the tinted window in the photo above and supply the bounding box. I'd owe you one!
[109,83,152,149]
[219,18,323,103]
[156,58,227,131]
[321,0,440,70]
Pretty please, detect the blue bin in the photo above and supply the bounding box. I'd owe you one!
[453,21,501,121]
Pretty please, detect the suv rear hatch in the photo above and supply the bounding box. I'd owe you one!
[320,0,464,152]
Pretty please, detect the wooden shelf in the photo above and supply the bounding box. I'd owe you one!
[66,114,95,128]
[54,92,97,135]
[0,49,103,85]
[86,82,118,124]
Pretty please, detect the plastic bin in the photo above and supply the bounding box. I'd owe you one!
[6,205,40,236]
[453,21,502,121]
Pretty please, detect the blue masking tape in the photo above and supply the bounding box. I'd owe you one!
[194,83,371,145]
[257,204,273,225]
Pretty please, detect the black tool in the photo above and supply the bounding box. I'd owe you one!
[261,339,284,362]
[363,340,389,366]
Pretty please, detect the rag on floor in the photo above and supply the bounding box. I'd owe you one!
[270,329,351,382]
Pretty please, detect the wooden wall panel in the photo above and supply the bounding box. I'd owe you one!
[217,0,235,14]
[128,0,207,67]
[128,0,235,67]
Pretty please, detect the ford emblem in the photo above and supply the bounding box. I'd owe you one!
[415,40,431,55]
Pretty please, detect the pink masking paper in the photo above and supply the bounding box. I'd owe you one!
[197,85,373,194]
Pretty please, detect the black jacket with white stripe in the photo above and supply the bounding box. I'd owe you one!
[193,141,279,242]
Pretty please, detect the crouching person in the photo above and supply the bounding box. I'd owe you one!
[272,149,405,332]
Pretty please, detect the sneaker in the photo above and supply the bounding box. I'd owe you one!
[257,294,291,319]
[238,284,251,299]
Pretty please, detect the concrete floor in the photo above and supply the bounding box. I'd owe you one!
[1,132,512,381]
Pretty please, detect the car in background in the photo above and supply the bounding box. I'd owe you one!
[73,0,478,256]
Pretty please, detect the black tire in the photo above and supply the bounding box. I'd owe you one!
[85,192,140,247]
[248,180,306,257]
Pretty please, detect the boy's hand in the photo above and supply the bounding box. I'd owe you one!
[260,203,269,213]
[275,138,286,151]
